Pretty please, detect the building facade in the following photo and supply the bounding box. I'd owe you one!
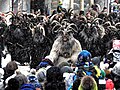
[0,0,112,14]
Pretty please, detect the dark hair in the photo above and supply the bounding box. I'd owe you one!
[81,76,94,90]
[44,81,66,90]
[6,61,18,72]
[5,78,19,90]
[72,78,81,90]
[3,61,18,86]
[14,74,28,87]
[44,66,65,90]
[46,66,63,82]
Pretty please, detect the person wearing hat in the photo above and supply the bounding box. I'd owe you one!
[76,50,92,67]
[28,69,43,90]
[91,57,101,78]
[57,1,63,13]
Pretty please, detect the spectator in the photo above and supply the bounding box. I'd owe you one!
[63,72,75,90]
[14,73,36,90]
[57,1,63,13]
[28,69,43,90]
[14,74,28,88]
[5,69,21,85]
[51,10,57,16]
[78,76,98,90]
[20,83,36,90]
[111,62,120,89]
[106,79,114,90]
[28,75,43,90]
[36,68,46,83]
[76,50,92,67]
[44,66,66,90]
[61,66,73,74]
[3,61,18,87]
[5,78,19,90]
[91,57,101,78]
[58,62,70,69]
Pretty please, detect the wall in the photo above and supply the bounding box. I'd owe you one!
[0,0,10,13]
[0,0,30,13]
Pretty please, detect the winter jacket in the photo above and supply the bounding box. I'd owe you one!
[78,76,98,90]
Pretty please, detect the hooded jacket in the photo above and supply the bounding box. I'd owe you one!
[78,76,98,90]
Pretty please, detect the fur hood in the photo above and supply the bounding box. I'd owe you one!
[78,76,98,90]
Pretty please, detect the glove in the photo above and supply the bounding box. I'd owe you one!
[39,61,49,68]
[37,58,54,69]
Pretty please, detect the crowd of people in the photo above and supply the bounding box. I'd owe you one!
[0,49,119,90]
[0,1,120,90]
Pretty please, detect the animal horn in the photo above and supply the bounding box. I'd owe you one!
[115,22,120,29]
[68,8,73,14]
[29,23,34,30]
[49,14,58,22]
[5,11,15,17]
[67,23,78,33]
[52,24,62,34]
[16,11,24,17]
[51,20,60,27]
[40,25,45,36]
[91,18,102,24]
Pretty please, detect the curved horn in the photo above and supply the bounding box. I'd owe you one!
[52,24,62,34]
[103,21,111,27]
[91,18,102,24]
[60,19,70,27]
[68,8,73,14]
[66,23,78,33]
[30,13,36,18]
[16,11,22,16]
[41,27,45,36]
[61,19,69,24]
[108,25,117,31]
[51,20,60,27]
[5,11,15,17]
[115,22,120,29]
[62,8,67,13]
[16,12,24,19]
[39,25,45,36]
[29,23,34,30]
[49,14,58,22]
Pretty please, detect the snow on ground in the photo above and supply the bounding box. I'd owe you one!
[1,46,30,76]
[1,46,11,68]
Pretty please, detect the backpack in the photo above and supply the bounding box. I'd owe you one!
[20,84,36,90]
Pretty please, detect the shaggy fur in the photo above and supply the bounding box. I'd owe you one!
[46,35,82,65]
[46,21,82,65]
